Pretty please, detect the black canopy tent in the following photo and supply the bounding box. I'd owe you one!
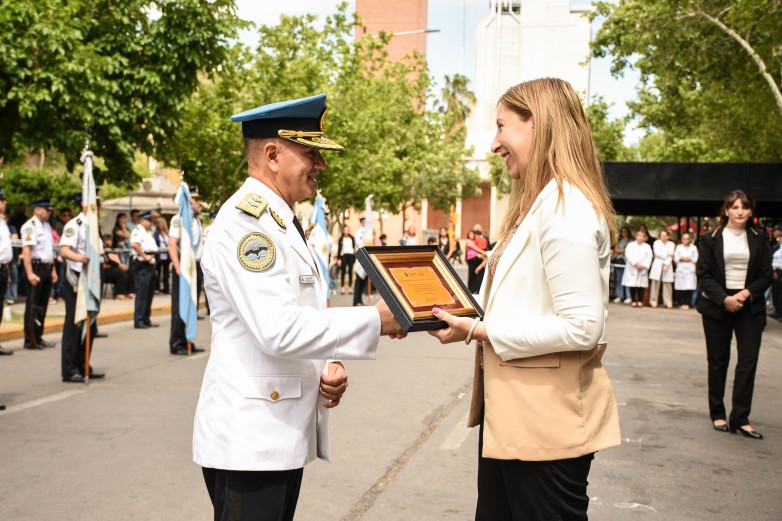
[604,162,782,219]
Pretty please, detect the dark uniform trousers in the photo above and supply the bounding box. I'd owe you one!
[202,467,303,521]
[133,261,155,325]
[475,419,594,521]
[170,261,203,352]
[61,272,96,377]
[24,261,53,344]
[0,264,7,326]
[702,293,765,427]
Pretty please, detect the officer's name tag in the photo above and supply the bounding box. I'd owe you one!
[299,275,317,284]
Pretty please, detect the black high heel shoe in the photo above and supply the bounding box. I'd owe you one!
[730,425,764,440]
[712,421,729,432]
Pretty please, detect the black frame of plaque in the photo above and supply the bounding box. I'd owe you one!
[355,245,484,332]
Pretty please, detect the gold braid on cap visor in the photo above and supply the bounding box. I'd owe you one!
[277,129,345,150]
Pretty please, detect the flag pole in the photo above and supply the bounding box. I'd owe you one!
[84,311,91,384]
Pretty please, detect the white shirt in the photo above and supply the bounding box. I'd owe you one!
[772,244,782,271]
[170,212,204,261]
[21,216,54,263]
[0,218,12,265]
[59,212,86,273]
[130,225,157,264]
[722,228,749,289]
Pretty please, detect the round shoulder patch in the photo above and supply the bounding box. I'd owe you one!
[64,227,75,238]
[237,232,276,272]
[171,215,181,228]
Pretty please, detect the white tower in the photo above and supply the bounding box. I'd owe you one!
[466,0,592,161]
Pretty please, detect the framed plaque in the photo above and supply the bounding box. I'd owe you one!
[355,245,483,332]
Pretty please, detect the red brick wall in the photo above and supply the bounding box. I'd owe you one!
[355,0,428,62]
[460,182,492,238]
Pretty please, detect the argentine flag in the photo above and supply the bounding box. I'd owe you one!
[175,182,198,342]
[75,149,102,327]
[309,193,331,304]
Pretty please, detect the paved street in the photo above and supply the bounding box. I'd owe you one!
[1,287,781,520]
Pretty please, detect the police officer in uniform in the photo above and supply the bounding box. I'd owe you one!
[59,194,105,382]
[130,212,158,329]
[0,188,14,356]
[168,189,204,355]
[21,199,58,349]
[193,94,403,521]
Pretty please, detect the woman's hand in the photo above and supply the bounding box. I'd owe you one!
[724,295,743,312]
[427,307,477,344]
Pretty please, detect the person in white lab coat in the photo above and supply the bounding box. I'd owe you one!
[649,230,675,308]
[192,93,403,521]
[622,229,653,307]
[674,233,698,309]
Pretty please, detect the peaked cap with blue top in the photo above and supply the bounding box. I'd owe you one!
[231,93,344,151]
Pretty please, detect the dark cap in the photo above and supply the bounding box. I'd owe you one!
[139,211,153,221]
[231,94,344,151]
[32,199,51,209]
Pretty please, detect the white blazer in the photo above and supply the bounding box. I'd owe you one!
[481,180,611,361]
[193,178,381,471]
[622,241,652,288]
[650,240,675,282]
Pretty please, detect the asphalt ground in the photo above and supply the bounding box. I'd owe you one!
[1,276,781,520]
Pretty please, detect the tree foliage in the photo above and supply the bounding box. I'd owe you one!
[591,0,782,161]
[1,166,81,211]
[161,3,480,217]
[0,0,243,182]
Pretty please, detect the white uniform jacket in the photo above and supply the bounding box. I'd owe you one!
[193,177,381,471]
[673,243,698,290]
[622,241,653,288]
[649,240,675,282]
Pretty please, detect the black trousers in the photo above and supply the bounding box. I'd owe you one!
[24,262,53,344]
[467,257,484,294]
[170,263,203,351]
[339,254,354,287]
[702,302,765,427]
[202,467,303,521]
[102,266,129,295]
[61,274,97,377]
[156,260,170,293]
[133,262,155,325]
[353,274,368,305]
[0,264,7,328]
[476,420,593,521]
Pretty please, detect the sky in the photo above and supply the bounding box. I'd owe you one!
[235,0,643,144]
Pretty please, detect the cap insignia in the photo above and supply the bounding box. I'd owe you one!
[237,232,276,272]
[236,193,268,218]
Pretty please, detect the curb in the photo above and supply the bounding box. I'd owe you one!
[0,303,180,342]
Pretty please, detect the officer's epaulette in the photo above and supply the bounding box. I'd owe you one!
[76,218,82,225]
[236,193,268,218]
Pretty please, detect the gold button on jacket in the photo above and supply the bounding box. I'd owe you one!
[270,391,280,401]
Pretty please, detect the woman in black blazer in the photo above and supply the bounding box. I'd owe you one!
[697,190,772,439]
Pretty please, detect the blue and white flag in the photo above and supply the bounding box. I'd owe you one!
[309,193,331,297]
[175,182,198,342]
[75,148,102,326]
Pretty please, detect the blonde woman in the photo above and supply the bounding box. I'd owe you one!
[429,78,620,520]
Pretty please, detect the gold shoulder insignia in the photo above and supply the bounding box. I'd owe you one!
[236,193,268,218]
[269,209,286,230]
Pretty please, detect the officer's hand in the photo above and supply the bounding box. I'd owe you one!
[28,273,41,286]
[51,271,58,284]
[320,362,348,408]
[82,255,89,264]
[375,299,406,339]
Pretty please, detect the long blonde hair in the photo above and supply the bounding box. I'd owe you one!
[497,78,616,243]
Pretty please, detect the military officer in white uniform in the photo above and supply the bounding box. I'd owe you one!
[130,212,158,329]
[168,188,204,354]
[59,193,104,382]
[21,199,58,349]
[193,94,403,521]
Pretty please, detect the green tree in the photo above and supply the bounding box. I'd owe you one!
[591,0,782,162]
[163,3,480,219]
[0,166,81,211]
[0,0,243,182]
[585,96,629,161]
